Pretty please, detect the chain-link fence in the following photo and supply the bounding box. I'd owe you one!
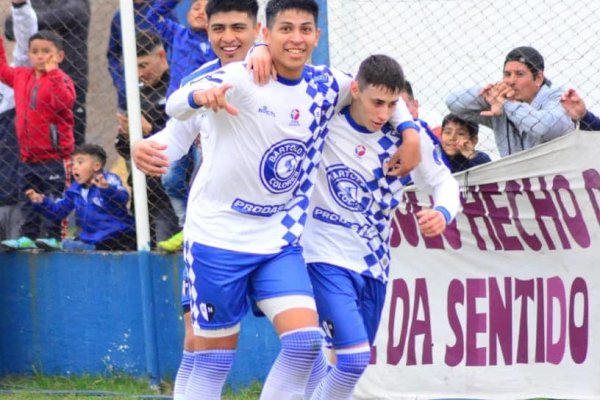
[0,0,597,251]
[328,0,600,159]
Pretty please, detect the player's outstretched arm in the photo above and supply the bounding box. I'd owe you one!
[191,84,239,115]
[166,83,239,120]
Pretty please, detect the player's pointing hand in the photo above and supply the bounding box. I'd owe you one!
[192,84,239,116]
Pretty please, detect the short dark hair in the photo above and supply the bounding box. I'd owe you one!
[442,113,479,138]
[265,0,319,28]
[136,31,163,57]
[355,54,405,94]
[401,80,415,99]
[206,0,259,21]
[73,144,107,168]
[29,30,64,51]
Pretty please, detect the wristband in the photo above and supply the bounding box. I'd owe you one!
[434,206,452,223]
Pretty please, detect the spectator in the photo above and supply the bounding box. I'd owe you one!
[6,0,90,146]
[107,0,176,111]
[146,0,215,97]
[23,144,135,251]
[560,88,600,131]
[0,30,76,251]
[446,46,574,156]
[0,0,37,242]
[440,113,491,172]
[115,30,178,247]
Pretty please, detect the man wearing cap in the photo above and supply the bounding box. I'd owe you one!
[446,46,574,156]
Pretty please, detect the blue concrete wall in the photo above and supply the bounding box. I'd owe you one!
[0,252,279,387]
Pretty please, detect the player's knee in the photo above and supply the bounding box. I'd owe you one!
[336,347,371,375]
[280,327,323,358]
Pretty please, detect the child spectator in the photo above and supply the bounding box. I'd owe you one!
[23,144,136,251]
[146,0,215,97]
[440,113,491,172]
[5,0,91,146]
[0,30,76,250]
[0,0,37,242]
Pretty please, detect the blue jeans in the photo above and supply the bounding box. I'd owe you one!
[161,146,201,227]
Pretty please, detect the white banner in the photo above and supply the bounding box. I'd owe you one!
[355,131,600,400]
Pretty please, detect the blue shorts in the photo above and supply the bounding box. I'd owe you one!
[308,262,386,348]
[181,263,191,313]
[184,241,314,330]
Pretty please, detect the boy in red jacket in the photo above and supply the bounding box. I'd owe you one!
[0,30,76,250]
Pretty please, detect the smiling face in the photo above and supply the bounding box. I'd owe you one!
[263,9,320,80]
[350,82,401,132]
[441,120,473,157]
[71,154,102,185]
[207,10,259,63]
[188,0,208,31]
[503,61,544,104]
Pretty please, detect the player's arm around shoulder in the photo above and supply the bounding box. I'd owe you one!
[166,62,249,120]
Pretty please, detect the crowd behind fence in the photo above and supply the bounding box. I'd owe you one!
[0,0,598,252]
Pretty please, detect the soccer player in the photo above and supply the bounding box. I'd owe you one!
[133,0,261,398]
[302,55,460,399]
[136,1,417,399]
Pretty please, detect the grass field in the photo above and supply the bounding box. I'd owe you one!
[0,374,261,399]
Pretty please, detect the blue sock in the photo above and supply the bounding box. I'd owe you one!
[260,328,322,400]
[310,349,371,400]
[184,350,235,400]
[305,350,328,399]
[173,351,194,400]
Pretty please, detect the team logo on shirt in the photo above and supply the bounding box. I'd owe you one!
[289,109,301,126]
[355,145,367,158]
[199,302,216,322]
[326,164,373,212]
[260,139,307,194]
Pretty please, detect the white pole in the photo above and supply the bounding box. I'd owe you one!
[119,0,151,251]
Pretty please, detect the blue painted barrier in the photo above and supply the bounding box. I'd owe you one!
[0,252,279,388]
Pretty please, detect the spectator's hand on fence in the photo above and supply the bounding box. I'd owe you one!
[246,44,276,86]
[192,84,239,115]
[132,140,170,176]
[386,128,420,177]
[25,189,45,203]
[93,174,108,189]
[417,208,446,237]
[560,88,587,121]
[117,112,129,137]
[141,115,152,137]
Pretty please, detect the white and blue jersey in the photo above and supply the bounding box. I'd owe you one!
[162,61,344,254]
[302,106,460,283]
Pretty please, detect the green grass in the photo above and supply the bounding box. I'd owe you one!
[0,374,261,399]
